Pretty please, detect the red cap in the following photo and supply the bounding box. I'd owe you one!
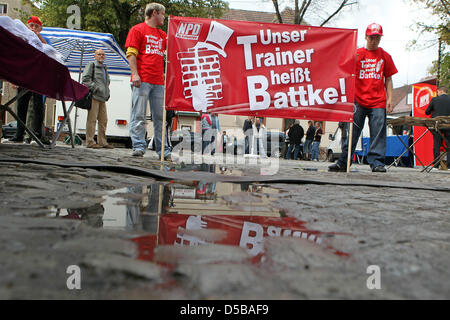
[27,16,42,26]
[366,23,383,36]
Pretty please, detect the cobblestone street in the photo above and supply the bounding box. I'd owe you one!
[0,142,449,299]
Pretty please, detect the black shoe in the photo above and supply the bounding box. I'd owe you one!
[8,137,23,143]
[24,138,31,144]
[372,166,386,173]
[328,163,346,172]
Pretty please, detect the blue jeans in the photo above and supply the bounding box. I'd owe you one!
[311,141,320,160]
[130,82,170,157]
[285,143,301,160]
[337,102,386,169]
[303,139,312,158]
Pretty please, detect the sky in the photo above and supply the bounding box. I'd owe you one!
[225,0,442,88]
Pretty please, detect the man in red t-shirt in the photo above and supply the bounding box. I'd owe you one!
[125,2,171,160]
[329,22,398,173]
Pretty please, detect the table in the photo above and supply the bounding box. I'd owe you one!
[387,116,450,172]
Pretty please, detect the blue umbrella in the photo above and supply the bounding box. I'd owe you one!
[41,27,130,76]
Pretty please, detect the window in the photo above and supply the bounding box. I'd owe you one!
[0,4,7,14]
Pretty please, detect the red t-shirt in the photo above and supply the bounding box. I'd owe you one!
[355,47,398,109]
[125,22,167,85]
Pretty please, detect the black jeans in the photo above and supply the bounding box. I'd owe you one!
[15,87,45,140]
[431,129,450,166]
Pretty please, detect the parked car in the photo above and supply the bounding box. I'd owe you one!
[1,121,53,140]
[227,131,286,157]
[148,130,203,152]
[1,121,17,139]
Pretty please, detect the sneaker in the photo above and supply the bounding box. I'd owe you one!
[164,154,172,162]
[328,163,346,172]
[132,149,144,157]
[102,144,114,149]
[30,138,50,146]
[372,166,386,173]
[24,138,31,144]
[87,144,102,149]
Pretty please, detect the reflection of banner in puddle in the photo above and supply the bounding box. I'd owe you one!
[158,214,323,257]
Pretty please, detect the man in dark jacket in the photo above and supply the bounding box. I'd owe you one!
[243,116,253,154]
[425,86,450,168]
[285,120,304,160]
[303,120,315,160]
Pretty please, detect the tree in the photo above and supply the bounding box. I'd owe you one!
[411,0,449,45]
[27,0,229,48]
[410,0,449,85]
[269,0,358,26]
[428,52,449,87]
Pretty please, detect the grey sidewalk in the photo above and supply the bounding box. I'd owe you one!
[0,142,449,299]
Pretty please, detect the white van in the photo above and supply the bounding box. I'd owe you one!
[326,117,395,162]
[55,73,132,147]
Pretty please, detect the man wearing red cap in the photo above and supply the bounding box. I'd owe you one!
[329,22,398,173]
[8,16,49,144]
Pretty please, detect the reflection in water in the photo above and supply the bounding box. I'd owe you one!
[52,173,350,265]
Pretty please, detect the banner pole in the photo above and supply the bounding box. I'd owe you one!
[156,183,163,246]
[346,122,353,173]
[160,17,171,165]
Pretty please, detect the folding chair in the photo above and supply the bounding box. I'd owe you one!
[0,25,88,148]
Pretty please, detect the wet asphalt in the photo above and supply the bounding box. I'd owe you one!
[0,141,449,299]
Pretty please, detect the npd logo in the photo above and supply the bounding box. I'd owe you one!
[176,22,202,40]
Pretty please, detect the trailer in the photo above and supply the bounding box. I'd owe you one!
[55,72,132,147]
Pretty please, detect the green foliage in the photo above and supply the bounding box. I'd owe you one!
[410,0,449,85]
[411,0,449,45]
[428,52,450,87]
[29,0,229,48]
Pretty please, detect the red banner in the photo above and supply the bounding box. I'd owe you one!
[412,83,436,167]
[166,16,357,122]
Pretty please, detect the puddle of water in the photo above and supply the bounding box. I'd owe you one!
[170,163,245,176]
[50,181,351,266]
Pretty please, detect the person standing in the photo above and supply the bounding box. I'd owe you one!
[329,22,398,172]
[125,2,170,159]
[82,49,113,149]
[425,86,450,168]
[338,121,348,150]
[8,16,47,144]
[210,113,220,155]
[311,122,322,161]
[243,116,253,154]
[222,130,228,154]
[285,120,304,160]
[201,112,213,154]
[303,120,315,160]
[252,117,266,157]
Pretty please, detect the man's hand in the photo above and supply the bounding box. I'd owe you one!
[132,73,141,88]
[386,101,394,114]
[385,76,394,114]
